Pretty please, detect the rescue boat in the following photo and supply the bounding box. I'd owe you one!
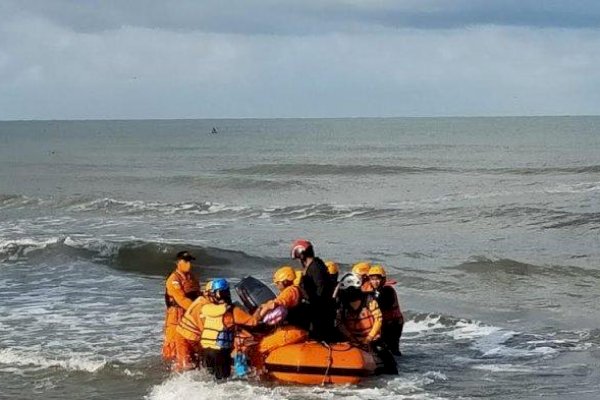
[265,341,376,384]
[234,276,377,384]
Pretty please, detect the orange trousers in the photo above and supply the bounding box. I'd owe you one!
[162,307,184,361]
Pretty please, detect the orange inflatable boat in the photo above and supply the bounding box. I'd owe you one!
[234,276,377,385]
[264,341,376,384]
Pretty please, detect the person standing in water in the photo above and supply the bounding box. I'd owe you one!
[290,239,336,342]
[162,251,200,364]
[368,265,404,356]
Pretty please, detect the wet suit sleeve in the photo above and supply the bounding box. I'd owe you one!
[335,309,354,342]
[166,274,193,310]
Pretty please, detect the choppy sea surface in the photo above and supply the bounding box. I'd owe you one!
[1,117,599,399]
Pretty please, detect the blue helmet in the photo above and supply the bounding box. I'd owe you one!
[211,278,229,292]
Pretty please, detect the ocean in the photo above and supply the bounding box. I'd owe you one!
[0,117,599,399]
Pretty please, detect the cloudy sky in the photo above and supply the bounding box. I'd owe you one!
[1,0,599,120]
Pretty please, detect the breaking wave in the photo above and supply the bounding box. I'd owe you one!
[0,237,280,278]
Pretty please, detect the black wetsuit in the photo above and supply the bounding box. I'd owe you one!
[300,257,336,341]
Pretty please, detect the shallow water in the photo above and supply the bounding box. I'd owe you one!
[1,117,599,399]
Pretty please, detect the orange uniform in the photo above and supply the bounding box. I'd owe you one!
[259,285,302,315]
[162,270,200,362]
[256,285,308,359]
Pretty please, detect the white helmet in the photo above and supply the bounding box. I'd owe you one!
[338,273,361,290]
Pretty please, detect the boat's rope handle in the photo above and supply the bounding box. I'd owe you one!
[320,341,334,386]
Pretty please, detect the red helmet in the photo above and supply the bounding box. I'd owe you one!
[291,239,313,259]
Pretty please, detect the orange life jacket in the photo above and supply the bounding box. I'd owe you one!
[176,296,211,342]
[164,271,200,309]
[341,299,379,341]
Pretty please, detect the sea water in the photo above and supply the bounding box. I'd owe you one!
[1,117,599,399]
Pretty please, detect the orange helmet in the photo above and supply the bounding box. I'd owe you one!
[291,239,313,259]
[273,266,296,284]
[368,265,386,277]
[352,262,371,277]
[325,260,339,275]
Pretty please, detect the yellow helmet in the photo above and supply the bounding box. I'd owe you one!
[293,270,303,286]
[368,264,386,277]
[352,262,371,277]
[325,260,339,275]
[204,280,213,292]
[273,266,296,284]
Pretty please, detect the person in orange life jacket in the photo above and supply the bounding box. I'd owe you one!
[352,262,374,293]
[291,239,336,342]
[335,274,398,375]
[173,281,214,371]
[200,278,260,380]
[256,266,304,326]
[368,265,404,356]
[250,266,309,359]
[162,251,200,362]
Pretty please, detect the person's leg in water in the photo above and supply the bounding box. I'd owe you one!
[371,340,398,375]
[213,348,232,380]
[382,320,403,356]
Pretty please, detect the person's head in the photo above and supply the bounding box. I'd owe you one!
[337,273,363,307]
[368,264,386,289]
[211,278,231,304]
[176,250,195,273]
[351,262,371,283]
[291,239,314,267]
[325,260,339,282]
[272,266,296,291]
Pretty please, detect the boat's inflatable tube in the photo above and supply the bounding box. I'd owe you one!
[265,341,376,384]
[235,276,276,313]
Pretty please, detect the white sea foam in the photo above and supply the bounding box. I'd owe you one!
[147,371,448,400]
[471,364,535,373]
[0,348,106,373]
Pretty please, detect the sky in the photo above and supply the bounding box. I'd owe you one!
[1,0,599,120]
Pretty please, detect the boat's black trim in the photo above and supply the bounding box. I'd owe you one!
[265,363,372,377]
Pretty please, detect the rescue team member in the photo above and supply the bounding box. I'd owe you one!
[251,266,309,357]
[335,274,398,375]
[173,281,214,371]
[325,260,339,285]
[200,278,259,380]
[291,239,336,341]
[352,261,374,292]
[368,265,404,356]
[162,251,200,363]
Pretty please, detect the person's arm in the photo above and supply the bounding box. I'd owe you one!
[335,309,354,341]
[166,275,193,309]
[365,300,383,343]
[258,286,301,318]
[233,306,259,328]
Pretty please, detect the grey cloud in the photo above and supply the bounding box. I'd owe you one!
[3,0,600,35]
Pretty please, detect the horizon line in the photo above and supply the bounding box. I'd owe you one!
[2,114,599,123]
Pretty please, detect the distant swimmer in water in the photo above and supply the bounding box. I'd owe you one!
[211,127,218,134]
